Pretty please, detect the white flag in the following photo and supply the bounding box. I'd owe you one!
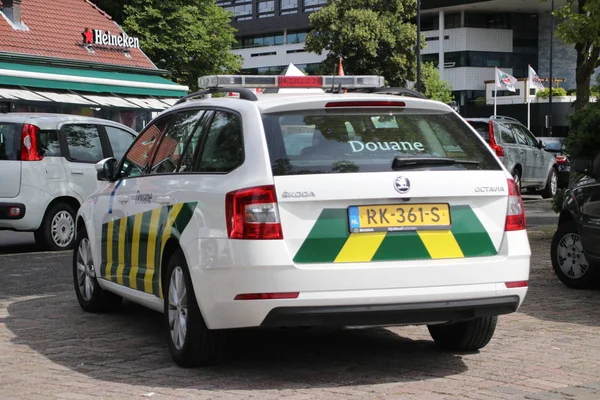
[495,68,517,93]
[528,65,545,90]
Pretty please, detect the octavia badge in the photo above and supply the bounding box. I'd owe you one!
[394,176,410,194]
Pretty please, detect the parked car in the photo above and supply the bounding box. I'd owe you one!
[74,74,530,367]
[0,113,136,251]
[551,154,600,288]
[538,136,569,188]
[465,116,558,198]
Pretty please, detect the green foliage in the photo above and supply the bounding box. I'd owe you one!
[535,87,568,98]
[552,0,600,110]
[90,0,127,23]
[122,0,242,91]
[564,100,600,160]
[305,0,419,87]
[421,62,454,103]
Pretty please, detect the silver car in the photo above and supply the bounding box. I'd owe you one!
[466,116,558,198]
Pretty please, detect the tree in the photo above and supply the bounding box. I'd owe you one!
[421,62,453,103]
[553,0,600,110]
[122,0,242,91]
[305,0,419,87]
[89,0,127,24]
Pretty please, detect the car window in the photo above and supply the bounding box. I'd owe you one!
[105,126,135,162]
[120,117,170,179]
[466,121,490,143]
[147,110,205,175]
[0,123,19,161]
[510,124,529,146]
[177,111,211,172]
[38,130,61,157]
[195,111,243,173]
[520,126,540,147]
[61,124,104,163]
[262,108,501,175]
[496,123,516,144]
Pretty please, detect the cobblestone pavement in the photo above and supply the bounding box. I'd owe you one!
[1,228,600,400]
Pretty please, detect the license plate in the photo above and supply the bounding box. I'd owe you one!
[348,203,451,233]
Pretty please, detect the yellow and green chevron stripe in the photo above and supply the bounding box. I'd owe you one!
[100,202,197,297]
[293,205,497,263]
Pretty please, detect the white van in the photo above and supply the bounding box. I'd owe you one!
[0,114,136,250]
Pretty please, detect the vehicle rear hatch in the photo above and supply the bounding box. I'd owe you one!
[0,122,22,198]
[260,100,520,265]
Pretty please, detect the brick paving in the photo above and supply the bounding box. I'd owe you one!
[1,229,600,399]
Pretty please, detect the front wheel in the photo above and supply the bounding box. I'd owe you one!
[428,316,497,351]
[550,220,600,289]
[164,249,222,367]
[541,168,558,199]
[73,228,122,312]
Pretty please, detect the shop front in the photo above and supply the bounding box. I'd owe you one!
[0,0,188,131]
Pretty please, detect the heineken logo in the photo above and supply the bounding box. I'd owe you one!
[82,28,140,49]
[500,74,511,86]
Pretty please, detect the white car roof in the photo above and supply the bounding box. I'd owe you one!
[0,113,137,133]
[166,93,454,115]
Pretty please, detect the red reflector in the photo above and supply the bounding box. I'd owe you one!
[277,76,323,88]
[325,101,406,108]
[505,281,528,288]
[9,207,21,217]
[234,292,299,300]
[556,155,567,164]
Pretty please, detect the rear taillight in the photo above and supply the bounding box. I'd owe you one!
[20,124,42,161]
[488,121,504,157]
[225,185,283,240]
[556,155,568,165]
[505,178,526,231]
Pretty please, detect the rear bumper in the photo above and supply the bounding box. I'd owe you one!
[261,296,520,327]
[0,185,52,231]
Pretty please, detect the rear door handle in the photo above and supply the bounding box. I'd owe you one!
[70,169,84,175]
[116,195,129,203]
[157,196,171,205]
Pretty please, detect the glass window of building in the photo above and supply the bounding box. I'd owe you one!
[258,1,275,18]
[287,30,307,44]
[303,0,326,11]
[444,13,461,29]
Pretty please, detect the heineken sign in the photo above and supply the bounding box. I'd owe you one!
[82,28,140,49]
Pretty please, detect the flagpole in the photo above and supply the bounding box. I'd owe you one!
[494,67,497,116]
[526,74,531,130]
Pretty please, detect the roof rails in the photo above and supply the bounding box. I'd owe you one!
[347,87,428,99]
[491,115,520,123]
[174,87,258,105]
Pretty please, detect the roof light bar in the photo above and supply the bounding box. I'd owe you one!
[198,75,385,90]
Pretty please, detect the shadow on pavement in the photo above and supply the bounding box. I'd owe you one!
[5,293,468,390]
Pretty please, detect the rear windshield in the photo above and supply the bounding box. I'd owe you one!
[262,109,501,175]
[0,123,20,161]
[541,138,564,152]
[466,121,490,143]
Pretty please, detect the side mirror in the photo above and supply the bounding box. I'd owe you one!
[95,157,117,181]
[572,158,594,176]
[538,139,545,149]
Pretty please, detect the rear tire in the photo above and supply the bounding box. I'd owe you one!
[550,220,600,289]
[428,316,497,351]
[164,249,222,367]
[36,202,77,251]
[73,228,122,313]
[541,168,558,199]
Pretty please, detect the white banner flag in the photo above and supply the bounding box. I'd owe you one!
[528,65,545,90]
[495,68,517,93]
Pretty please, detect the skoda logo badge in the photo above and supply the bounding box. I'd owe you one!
[394,176,410,194]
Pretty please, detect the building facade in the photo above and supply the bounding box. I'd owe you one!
[222,0,576,133]
[0,0,188,131]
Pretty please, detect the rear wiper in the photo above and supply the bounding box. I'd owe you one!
[392,157,480,170]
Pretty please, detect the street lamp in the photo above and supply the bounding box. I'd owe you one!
[416,0,422,92]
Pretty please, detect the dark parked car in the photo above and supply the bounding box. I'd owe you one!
[538,136,569,188]
[551,154,600,288]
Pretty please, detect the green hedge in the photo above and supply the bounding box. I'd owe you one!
[536,88,568,98]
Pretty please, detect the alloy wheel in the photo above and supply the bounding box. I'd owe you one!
[168,266,188,351]
[556,232,589,279]
[76,238,95,301]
